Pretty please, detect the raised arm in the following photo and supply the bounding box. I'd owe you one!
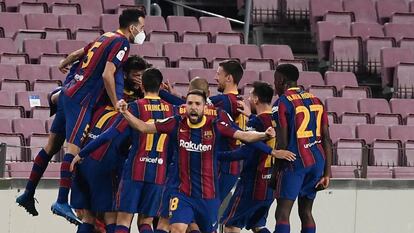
[102,62,119,108]
[117,99,157,133]
[58,48,84,74]
[233,126,275,143]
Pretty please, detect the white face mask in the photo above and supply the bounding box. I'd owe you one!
[133,30,146,44]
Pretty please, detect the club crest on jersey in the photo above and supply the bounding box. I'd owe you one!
[204,130,213,139]
[179,139,212,152]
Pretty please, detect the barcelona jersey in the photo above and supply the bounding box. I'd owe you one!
[277,88,328,168]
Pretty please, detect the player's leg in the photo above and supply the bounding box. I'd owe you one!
[169,193,194,233]
[274,198,295,233]
[104,212,117,233]
[137,214,154,233]
[219,173,238,203]
[115,212,134,233]
[298,197,316,233]
[155,217,169,233]
[193,197,221,233]
[188,223,201,233]
[77,209,95,233]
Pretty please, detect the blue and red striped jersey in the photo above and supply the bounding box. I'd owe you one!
[277,88,328,168]
[115,97,175,184]
[155,112,237,199]
[210,92,247,176]
[64,30,130,107]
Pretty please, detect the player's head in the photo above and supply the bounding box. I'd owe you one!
[189,77,210,97]
[215,60,243,92]
[142,68,163,94]
[248,81,274,113]
[274,64,299,95]
[119,9,146,44]
[186,89,207,124]
[123,55,151,92]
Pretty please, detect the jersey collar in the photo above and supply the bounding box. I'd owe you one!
[287,87,301,91]
[116,29,125,36]
[144,96,160,100]
[187,115,207,129]
[226,91,239,95]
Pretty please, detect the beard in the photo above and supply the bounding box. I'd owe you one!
[188,112,203,124]
[217,85,224,93]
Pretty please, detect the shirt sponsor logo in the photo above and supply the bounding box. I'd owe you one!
[304,140,322,149]
[74,74,84,82]
[204,130,213,139]
[87,133,98,140]
[139,157,164,165]
[262,174,272,179]
[179,139,212,152]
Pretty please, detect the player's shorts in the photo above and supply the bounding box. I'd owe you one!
[71,156,123,212]
[159,181,177,218]
[219,173,239,203]
[220,183,273,229]
[169,192,220,233]
[49,93,66,136]
[116,179,164,216]
[61,93,92,147]
[274,154,325,201]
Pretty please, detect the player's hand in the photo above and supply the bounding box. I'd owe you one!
[265,127,276,138]
[70,155,82,172]
[271,149,296,161]
[236,100,251,117]
[315,176,330,190]
[116,99,128,113]
[58,60,69,74]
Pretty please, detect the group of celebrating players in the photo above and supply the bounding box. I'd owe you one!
[14,8,332,233]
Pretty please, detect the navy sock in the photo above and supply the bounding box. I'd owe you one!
[57,153,75,203]
[257,228,271,233]
[301,225,316,233]
[188,230,201,233]
[115,225,130,233]
[25,149,52,196]
[138,224,153,233]
[106,223,116,233]
[77,223,94,233]
[275,223,290,233]
[154,229,168,233]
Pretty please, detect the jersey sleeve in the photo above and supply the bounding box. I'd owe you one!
[216,117,237,138]
[107,37,130,68]
[115,102,139,132]
[155,116,179,134]
[159,89,186,105]
[217,144,254,161]
[321,105,329,127]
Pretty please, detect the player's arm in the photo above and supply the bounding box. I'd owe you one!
[316,111,333,190]
[159,89,185,105]
[217,145,253,161]
[117,99,157,133]
[233,127,274,143]
[276,100,289,150]
[102,61,119,108]
[58,48,84,74]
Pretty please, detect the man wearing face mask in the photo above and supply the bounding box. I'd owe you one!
[50,9,146,225]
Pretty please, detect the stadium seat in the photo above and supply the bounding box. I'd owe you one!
[40,0,68,5]
[100,14,118,33]
[0,133,25,161]
[390,12,414,24]
[0,64,17,80]
[406,114,414,126]
[0,106,24,119]
[182,31,211,44]
[196,43,229,64]
[331,165,360,178]
[57,40,88,54]
[101,0,135,14]
[163,43,195,64]
[229,44,262,64]
[31,106,51,120]
[12,118,46,139]
[244,58,273,71]
[144,16,168,33]
[23,39,57,63]
[71,0,103,16]
[384,23,414,42]
[356,124,389,145]
[74,28,103,42]
[239,70,259,88]
[365,36,395,75]
[259,70,274,85]
[0,90,13,105]
[366,166,393,178]
[389,97,414,118]
[1,79,30,92]
[260,44,295,64]
[324,11,354,28]
[329,36,362,72]
[399,38,414,55]
[390,125,414,142]
[14,30,46,54]
[143,56,169,68]
[0,13,26,38]
[171,83,189,98]
[39,54,67,66]
[15,91,49,113]
[0,53,28,65]
[49,3,81,15]
[59,15,99,33]
[394,167,414,179]
[0,38,17,54]
[373,113,403,126]
[358,98,391,116]
[309,0,343,35]
[380,48,414,88]
[325,71,358,91]
[17,64,50,84]
[28,134,61,162]
[277,59,307,71]
[17,2,47,13]
[351,22,384,41]
[393,62,414,98]
[340,112,370,125]
[199,17,233,35]
[329,124,355,143]
[25,14,59,30]
[376,0,408,24]
[167,16,200,38]
[45,28,71,40]
[188,68,217,84]
[33,80,61,92]
[214,32,243,44]
[177,57,207,69]
[159,68,189,84]
[336,139,365,166]
[3,0,35,12]
[148,31,179,56]
[130,42,157,57]
[308,86,336,103]
[404,140,414,166]
[50,65,67,82]
[341,86,371,99]
[370,139,402,167]
[0,119,12,133]
[316,21,350,61]
[326,97,359,116]
[343,0,377,23]
[297,71,324,89]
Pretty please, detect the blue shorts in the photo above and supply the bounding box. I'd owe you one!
[71,157,122,212]
[169,192,220,233]
[219,173,239,203]
[117,179,164,216]
[274,155,325,201]
[159,180,177,218]
[61,93,92,147]
[220,184,273,229]
[49,93,66,136]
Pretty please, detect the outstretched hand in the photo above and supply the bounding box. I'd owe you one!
[116,99,128,113]
[70,155,82,172]
[271,149,296,161]
[236,100,251,117]
[265,127,276,138]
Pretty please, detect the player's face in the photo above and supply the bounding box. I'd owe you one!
[215,66,228,93]
[186,94,205,124]
[273,72,286,96]
[126,69,144,91]
[248,90,257,114]
[128,17,145,43]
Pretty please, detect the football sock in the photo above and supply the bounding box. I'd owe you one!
[106,223,116,233]
[257,228,271,233]
[154,229,168,233]
[57,153,75,203]
[275,223,290,233]
[301,225,316,233]
[115,225,130,233]
[138,224,153,233]
[77,223,94,233]
[25,149,52,196]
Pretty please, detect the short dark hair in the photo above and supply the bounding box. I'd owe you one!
[252,81,274,104]
[142,68,163,93]
[219,60,244,85]
[186,89,207,103]
[275,64,299,82]
[123,55,150,74]
[119,9,145,29]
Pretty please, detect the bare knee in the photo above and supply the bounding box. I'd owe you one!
[170,223,187,233]
[224,226,241,233]
[156,217,170,232]
[116,212,134,228]
[104,212,117,225]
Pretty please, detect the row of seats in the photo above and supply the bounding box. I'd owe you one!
[2,0,136,15]
[4,162,61,178]
[331,165,414,179]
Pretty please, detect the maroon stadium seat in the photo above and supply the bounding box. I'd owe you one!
[196,43,229,64]
[163,43,195,64]
[182,31,211,44]
[31,106,52,120]
[0,13,26,38]
[17,2,47,14]
[329,36,362,72]
[393,62,414,98]
[177,57,207,69]
[0,38,17,54]
[167,16,200,38]
[373,113,403,126]
[390,125,414,142]
[326,97,359,116]
[71,0,103,16]
[394,167,414,179]
[40,0,68,5]
[143,56,169,68]
[376,0,408,24]
[0,119,12,133]
[33,80,61,92]
[341,86,371,99]
[12,118,46,139]
[14,30,46,54]
[159,68,189,84]
[214,32,243,44]
[404,140,414,166]
[148,31,179,56]
[351,22,384,41]
[259,70,274,86]
[358,98,391,116]
[74,28,103,42]
[331,165,360,178]
[0,106,24,119]
[324,11,354,28]
[308,86,336,103]
[390,12,414,24]
[0,90,13,105]
[0,64,18,80]
[336,139,365,166]
[229,44,262,64]
[23,39,57,63]
[199,17,233,35]
[325,71,358,91]
[144,16,167,33]
[101,0,135,14]
[39,54,67,66]
[340,112,370,125]
[310,0,343,34]
[244,59,273,71]
[3,0,36,12]
[50,65,67,82]
[370,139,402,167]
[365,36,395,75]
[356,124,389,144]
[277,59,308,71]
[260,44,294,64]
[100,14,118,33]
[57,40,88,54]
[25,14,59,31]
[45,28,71,40]
[406,114,414,126]
[240,70,259,87]
[49,3,81,15]
[0,134,25,161]
[384,23,414,42]
[390,98,414,118]
[380,48,414,88]
[316,21,350,61]
[17,64,50,84]
[15,91,49,113]
[329,124,356,143]
[1,79,29,92]
[28,134,61,162]
[171,83,189,98]
[399,38,414,56]
[130,42,157,57]
[297,71,324,89]
[366,166,393,178]
[59,15,99,33]
[0,53,28,65]
[188,68,217,84]
[343,0,377,23]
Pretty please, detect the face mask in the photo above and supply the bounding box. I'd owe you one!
[133,30,146,44]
